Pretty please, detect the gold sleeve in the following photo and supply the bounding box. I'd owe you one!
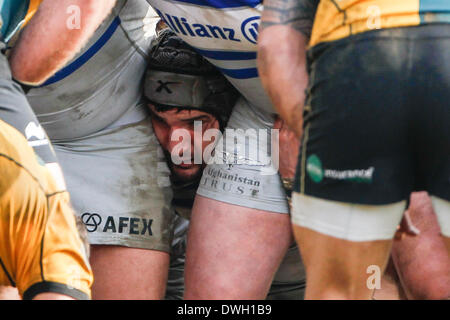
[0,120,93,299]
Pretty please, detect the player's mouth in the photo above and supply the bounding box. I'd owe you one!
[175,162,195,169]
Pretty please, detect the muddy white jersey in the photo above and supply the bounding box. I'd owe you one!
[26,0,158,141]
[146,0,274,114]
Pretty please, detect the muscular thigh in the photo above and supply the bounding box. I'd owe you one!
[185,99,297,299]
[184,196,293,299]
[90,245,170,300]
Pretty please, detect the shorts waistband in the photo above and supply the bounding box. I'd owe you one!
[308,23,450,62]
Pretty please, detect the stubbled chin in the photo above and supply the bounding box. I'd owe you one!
[172,165,202,182]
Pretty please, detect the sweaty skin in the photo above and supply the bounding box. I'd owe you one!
[10,0,116,85]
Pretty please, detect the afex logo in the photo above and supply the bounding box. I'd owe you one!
[81,213,153,236]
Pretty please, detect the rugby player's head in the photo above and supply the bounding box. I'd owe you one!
[144,28,239,182]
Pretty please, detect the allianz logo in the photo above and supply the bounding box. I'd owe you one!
[155,8,260,44]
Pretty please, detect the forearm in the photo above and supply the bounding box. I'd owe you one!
[9,0,116,85]
[257,0,316,138]
[258,26,307,137]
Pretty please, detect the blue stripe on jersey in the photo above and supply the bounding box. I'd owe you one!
[215,66,258,79]
[40,16,121,87]
[194,48,256,60]
[164,0,260,9]
[419,0,450,12]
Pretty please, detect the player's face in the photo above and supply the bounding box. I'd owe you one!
[149,104,220,182]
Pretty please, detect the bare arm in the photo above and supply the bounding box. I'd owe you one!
[257,0,318,137]
[9,0,116,85]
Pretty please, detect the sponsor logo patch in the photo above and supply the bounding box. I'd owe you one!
[154,8,260,44]
[306,154,323,183]
[307,154,374,184]
[81,213,153,236]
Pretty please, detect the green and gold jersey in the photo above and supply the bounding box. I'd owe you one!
[310,0,450,46]
[0,119,93,299]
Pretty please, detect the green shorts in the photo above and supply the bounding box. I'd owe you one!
[293,24,450,240]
